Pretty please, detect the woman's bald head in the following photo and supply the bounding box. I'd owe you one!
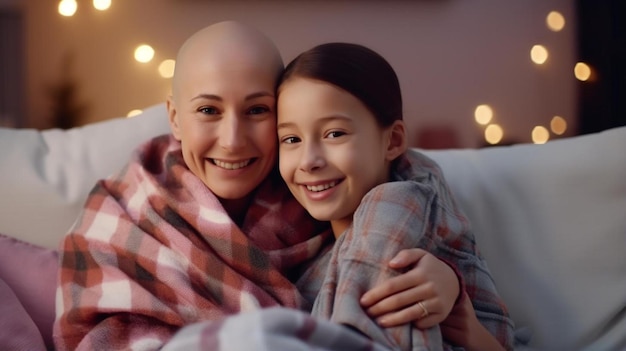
[171,21,284,100]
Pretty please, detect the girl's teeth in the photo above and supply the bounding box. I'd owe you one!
[214,159,251,170]
[307,181,337,192]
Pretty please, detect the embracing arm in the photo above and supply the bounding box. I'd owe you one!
[440,292,506,351]
[362,151,516,350]
[360,248,460,329]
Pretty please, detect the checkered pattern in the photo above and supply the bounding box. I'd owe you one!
[54,135,332,351]
[297,151,515,351]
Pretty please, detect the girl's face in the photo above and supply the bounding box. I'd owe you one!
[277,77,397,235]
[168,57,277,204]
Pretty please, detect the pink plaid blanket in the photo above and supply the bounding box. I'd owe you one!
[54,135,332,350]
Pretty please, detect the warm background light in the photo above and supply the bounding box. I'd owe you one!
[93,0,111,11]
[158,59,176,79]
[20,2,578,143]
[532,126,550,144]
[574,62,592,81]
[546,11,566,32]
[530,45,549,64]
[484,124,503,145]
[550,116,567,135]
[474,104,493,125]
[127,109,142,118]
[134,44,155,63]
[58,0,77,17]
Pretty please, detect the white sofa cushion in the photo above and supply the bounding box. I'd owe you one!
[0,104,171,249]
[422,127,626,351]
[0,103,624,350]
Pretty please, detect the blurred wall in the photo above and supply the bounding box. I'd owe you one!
[15,0,576,147]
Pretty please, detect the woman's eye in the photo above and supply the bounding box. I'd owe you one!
[248,106,270,115]
[326,131,346,138]
[199,106,219,115]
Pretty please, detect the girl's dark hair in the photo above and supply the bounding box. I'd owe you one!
[279,42,402,127]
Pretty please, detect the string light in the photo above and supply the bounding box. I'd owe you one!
[550,116,567,135]
[531,126,550,144]
[158,59,176,78]
[574,62,592,81]
[93,0,111,11]
[530,45,549,65]
[546,11,565,32]
[474,10,571,146]
[134,44,155,63]
[58,0,77,17]
[474,104,493,125]
[484,124,503,145]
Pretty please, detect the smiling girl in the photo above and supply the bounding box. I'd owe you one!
[277,42,515,351]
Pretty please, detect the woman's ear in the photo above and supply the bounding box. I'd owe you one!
[385,120,408,161]
[166,96,182,141]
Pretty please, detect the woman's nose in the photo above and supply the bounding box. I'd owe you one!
[218,114,247,151]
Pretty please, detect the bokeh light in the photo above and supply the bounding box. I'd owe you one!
[484,124,503,145]
[93,0,111,11]
[58,0,77,16]
[474,104,493,125]
[574,62,592,81]
[530,45,549,65]
[550,116,567,135]
[546,11,566,32]
[158,59,176,79]
[134,44,155,63]
[532,126,550,144]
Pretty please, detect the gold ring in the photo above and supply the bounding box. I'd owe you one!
[418,301,429,318]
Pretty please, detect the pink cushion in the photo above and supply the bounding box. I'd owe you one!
[0,278,47,350]
[0,233,58,349]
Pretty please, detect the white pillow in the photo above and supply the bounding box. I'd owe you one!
[0,103,171,249]
[422,127,626,351]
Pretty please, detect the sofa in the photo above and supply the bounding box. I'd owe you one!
[0,103,624,351]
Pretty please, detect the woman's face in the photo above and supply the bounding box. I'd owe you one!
[277,77,393,235]
[168,56,277,202]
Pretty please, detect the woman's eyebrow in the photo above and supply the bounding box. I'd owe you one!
[190,92,274,103]
[191,93,222,102]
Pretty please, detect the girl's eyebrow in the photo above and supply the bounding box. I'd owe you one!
[277,115,352,130]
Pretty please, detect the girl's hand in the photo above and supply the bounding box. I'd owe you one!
[360,248,459,329]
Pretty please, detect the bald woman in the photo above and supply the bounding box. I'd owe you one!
[54,21,457,351]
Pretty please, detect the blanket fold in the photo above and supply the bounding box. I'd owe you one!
[54,135,332,351]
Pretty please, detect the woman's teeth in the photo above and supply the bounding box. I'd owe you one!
[213,159,251,170]
[306,181,337,192]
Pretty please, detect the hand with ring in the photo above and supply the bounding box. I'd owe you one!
[360,248,460,329]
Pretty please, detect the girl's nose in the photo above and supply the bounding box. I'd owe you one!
[299,142,326,172]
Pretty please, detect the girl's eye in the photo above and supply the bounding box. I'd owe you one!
[199,106,219,115]
[281,136,301,144]
[248,106,270,115]
[326,130,346,138]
